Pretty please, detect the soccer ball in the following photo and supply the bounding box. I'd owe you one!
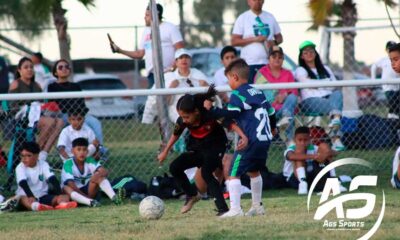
[139,196,165,220]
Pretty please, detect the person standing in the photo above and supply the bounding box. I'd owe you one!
[231,0,283,83]
[112,3,184,88]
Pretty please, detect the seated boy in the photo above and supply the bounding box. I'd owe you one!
[283,126,346,195]
[16,142,77,211]
[61,138,121,206]
[391,146,400,189]
[57,106,102,162]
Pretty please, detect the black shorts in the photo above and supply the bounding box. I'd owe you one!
[38,194,56,206]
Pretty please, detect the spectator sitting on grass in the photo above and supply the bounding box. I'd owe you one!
[61,137,122,207]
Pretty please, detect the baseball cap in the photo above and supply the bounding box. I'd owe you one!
[174,48,192,59]
[386,41,396,50]
[269,45,284,57]
[299,40,316,51]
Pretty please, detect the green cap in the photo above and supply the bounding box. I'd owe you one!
[299,40,316,51]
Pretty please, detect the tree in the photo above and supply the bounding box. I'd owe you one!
[0,0,95,64]
[307,0,396,73]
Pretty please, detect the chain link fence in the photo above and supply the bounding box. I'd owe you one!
[0,80,398,193]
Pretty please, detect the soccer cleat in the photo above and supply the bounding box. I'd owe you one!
[332,139,346,152]
[219,208,244,218]
[55,201,78,210]
[0,198,19,213]
[245,203,265,216]
[298,181,308,195]
[90,200,101,207]
[180,193,201,214]
[328,117,341,131]
[37,204,54,211]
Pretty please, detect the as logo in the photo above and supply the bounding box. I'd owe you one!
[307,158,385,240]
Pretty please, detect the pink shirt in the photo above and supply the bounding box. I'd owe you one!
[255,64,298,110]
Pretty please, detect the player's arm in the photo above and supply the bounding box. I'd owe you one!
[229,122,248,151]
[19,180,35,199]
[65,180,86,196]
[157,119,185,164]
[57,146,70,160]
[286,150,318,162]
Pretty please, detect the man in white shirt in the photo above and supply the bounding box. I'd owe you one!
[112,4,184,88]
[231,0,283,83]
[371,41,400,119]
[31,52,51,90]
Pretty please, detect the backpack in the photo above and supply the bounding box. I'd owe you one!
[111,175,147,196]
[148,173,183,199]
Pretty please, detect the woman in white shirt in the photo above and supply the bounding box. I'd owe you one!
[294,41,344,152]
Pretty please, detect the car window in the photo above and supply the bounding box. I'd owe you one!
[78,78,127,90]
[191,53,223,78]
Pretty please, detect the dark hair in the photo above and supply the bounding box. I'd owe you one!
[295,126,310,136]
[298,48,330,79]
[21,142,40,154]
[225,58,249,80]
[220,46,237,60]
[176,85,217,113]
[15,57,35,81]
[147,3,163,20]
[388,43,400,54]
[68,106,89,117]
[52,59,70,78]
[386,41,397,50]
[33,52,43,61]
[72,137,89,148]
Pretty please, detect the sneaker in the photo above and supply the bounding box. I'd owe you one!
[328,117,341,131]
[391,178,396,188]
[277,116,292,128]
[388,113,400,119]
[0,198,18,212]
[113,188,125,205]
[332,139,346,152]
[55,201,78,210]
[90,200,101,207]
[298,181,308,195]
[245,203,265,216]
[37,204,54,211]
[180,193,201,214]
[219,208,244,218]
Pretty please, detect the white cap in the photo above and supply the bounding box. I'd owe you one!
[174,48,192,59]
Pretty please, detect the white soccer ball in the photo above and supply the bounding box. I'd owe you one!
[139,196,165,220]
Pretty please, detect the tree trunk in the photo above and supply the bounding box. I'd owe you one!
[52,0,72,67]
[341,0,362,118]
[178,0,185,42]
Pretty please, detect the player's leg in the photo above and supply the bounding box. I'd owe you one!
[201,149,229,215]
[53,194,78,210]
[169,152,201,213]
[245,170,265,216]
[294,160,308,195]
[222,153,233,194]
[194,168,207,194]
[21,195,53,211]
[93,168,121,204]
[63,185,95,207]
[220,153,245,218]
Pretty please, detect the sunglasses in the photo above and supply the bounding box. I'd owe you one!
[57,64,70,70]
[186,79,194,87]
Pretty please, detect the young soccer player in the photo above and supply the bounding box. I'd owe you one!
[283,126,345,195]
[214,46,238,103]
[16,142,77,211]
[158,86,248,215]
[57,107,101,162]
[390,146,400,189]
[204,58,277,217]
[62,138,121,206]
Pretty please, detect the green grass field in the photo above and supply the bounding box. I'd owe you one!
[0,119,399,240]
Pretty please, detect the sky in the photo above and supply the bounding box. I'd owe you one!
[2,0,400,66]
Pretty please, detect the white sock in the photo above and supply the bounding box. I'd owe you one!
[229,179,241,211]
[99,179,116,200]
[250,175,263,206]
[296,167,307,182]
[330,168,337,177]
[31,202,40,211]
[224,180,230,192]
[38,151,48,162]
[71,191,92,206]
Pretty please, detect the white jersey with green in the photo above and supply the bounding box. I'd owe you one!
[283,144,318,178]
[15,160,54,198]
[61,157,100,188]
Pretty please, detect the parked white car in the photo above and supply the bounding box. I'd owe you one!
[73,73,135,118]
